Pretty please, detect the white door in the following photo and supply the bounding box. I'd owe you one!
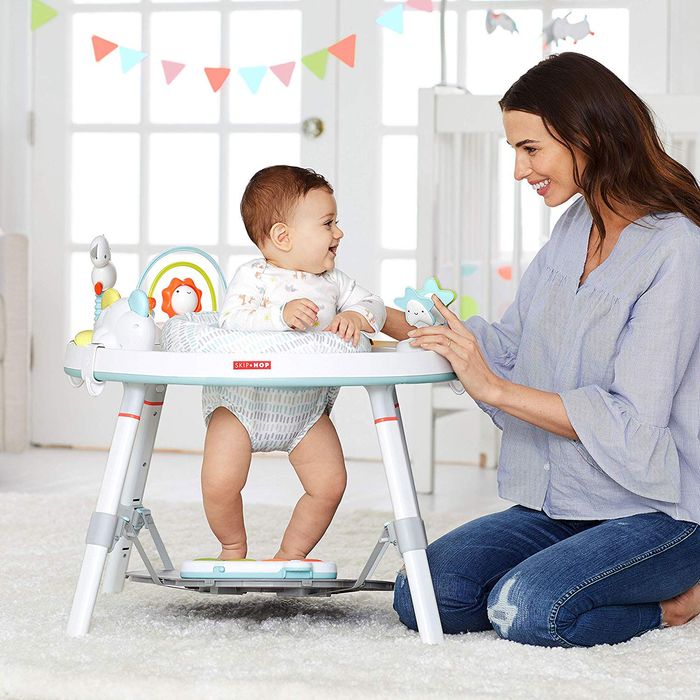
[31,0,340,449]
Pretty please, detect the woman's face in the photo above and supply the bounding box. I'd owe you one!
[502,110,584,207]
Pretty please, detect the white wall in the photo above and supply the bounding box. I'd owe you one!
[669,0,700,94]
[0,1,31,237]
[2,2,700,464]
[6,4,699,237]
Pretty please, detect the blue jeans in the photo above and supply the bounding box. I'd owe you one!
[393,506,700,647]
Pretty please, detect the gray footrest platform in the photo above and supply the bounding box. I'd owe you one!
[127,569,394,597]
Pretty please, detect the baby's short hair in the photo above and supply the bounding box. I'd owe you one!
[240,165,333,247]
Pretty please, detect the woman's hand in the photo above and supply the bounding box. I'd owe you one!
[408,295,504,405]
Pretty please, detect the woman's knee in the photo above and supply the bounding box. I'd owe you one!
[393,568,492,635]
[486,573,562,647]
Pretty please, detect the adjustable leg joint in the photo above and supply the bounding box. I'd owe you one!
[117,505,150,540]
[86,512,119,550]
[392,516,428,555]
[115,504,174,577]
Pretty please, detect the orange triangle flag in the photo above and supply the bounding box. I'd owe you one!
[497,266,513,281]
[92,35,118,62]
[328,34,356,68]
[204,67,230,93]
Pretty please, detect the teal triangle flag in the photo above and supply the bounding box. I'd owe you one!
[376,5,404,34]
[119,46,147,73]
[238,66,267,94]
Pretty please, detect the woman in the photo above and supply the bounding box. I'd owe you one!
[383,52,700,647]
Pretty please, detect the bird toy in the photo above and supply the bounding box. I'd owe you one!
[89,235,117,322]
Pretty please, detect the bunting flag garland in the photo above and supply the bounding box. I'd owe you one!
[119,47,147,73]
[376,5,405,34]
[270,62,296,87]
[92,35,118,62]
[162,60,185,85]
[88,0,429,94]
[406,0,433,11]
[238,66,268,94]
[328,34,356,68]
[497,265,513,281]
[301,48,329,80]
[31,0,58,31]
[204,67,230,93]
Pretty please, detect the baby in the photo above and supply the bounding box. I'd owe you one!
[201,165,386,561]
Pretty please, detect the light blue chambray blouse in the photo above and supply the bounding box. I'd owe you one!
[466,196,700,524]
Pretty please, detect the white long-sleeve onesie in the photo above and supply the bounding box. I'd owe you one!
[204,258,386,453]
[219,258,386,334]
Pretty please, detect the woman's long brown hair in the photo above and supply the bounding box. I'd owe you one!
[499,52,700,245]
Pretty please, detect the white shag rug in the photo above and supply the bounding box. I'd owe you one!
[2,492,700,700]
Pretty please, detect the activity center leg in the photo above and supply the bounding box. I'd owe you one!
[365,384,444,645]
[103,384,168,593]
[67,383,147,637]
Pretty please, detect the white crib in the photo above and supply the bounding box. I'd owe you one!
[413,88,700,492]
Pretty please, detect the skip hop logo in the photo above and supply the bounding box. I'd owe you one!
[233,360,272,370]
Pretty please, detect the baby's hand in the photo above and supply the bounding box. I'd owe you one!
[283,298,319,330]
[324,311,365,346]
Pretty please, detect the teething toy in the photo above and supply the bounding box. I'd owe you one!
[394,277,456,329]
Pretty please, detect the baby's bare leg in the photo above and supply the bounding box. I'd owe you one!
[275,414,347,560]
[201,407,252,560]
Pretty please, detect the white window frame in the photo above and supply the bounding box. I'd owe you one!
[340,0,669,300]
[31,0,340,449]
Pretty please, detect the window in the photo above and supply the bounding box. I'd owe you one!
[68,0,308,335]
[379,1,632,299]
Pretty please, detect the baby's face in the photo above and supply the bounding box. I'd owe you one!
[286,189,344,274]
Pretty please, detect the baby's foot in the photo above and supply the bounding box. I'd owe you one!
[273,548,308,561]
[661,582,700,626]
[218,544,248,561]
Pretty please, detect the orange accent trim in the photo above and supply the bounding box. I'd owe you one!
[118,412,141,420]
[144,401,164,406]
[374,416,398,424]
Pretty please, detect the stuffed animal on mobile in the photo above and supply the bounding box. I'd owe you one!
[543,13,594,49]
[486,9,518,34]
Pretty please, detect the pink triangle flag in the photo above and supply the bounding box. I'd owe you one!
[270,62,296,87]
[406,0,433,11]
[162,60,185,85]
